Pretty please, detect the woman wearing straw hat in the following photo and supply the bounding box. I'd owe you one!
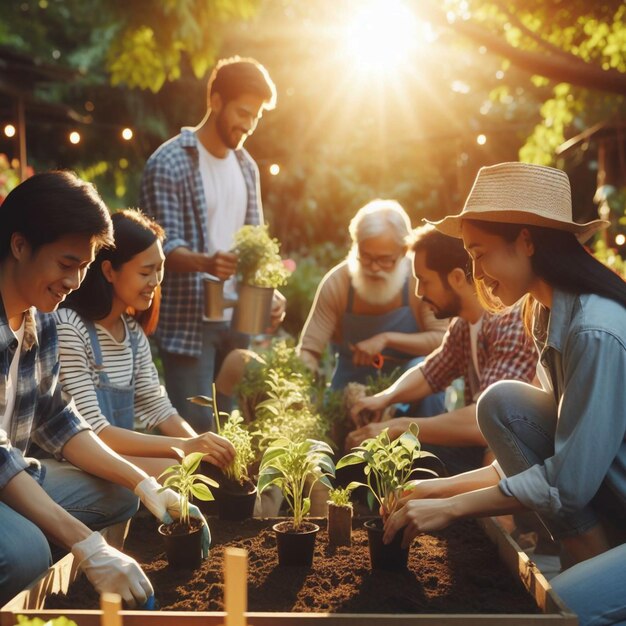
[383,162,626,624]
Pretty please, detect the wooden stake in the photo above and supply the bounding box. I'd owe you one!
[100,592,123,626]
[224,547,248,626]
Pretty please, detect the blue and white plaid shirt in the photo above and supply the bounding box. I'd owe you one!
[140,127,263,357]
[0,298,90,489]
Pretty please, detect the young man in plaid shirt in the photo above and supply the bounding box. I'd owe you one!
[140,57,284,433]
[348,225,538,475]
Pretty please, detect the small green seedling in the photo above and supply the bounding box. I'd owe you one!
[158,448,218,526]
[258,437,335,529]
[328,486,353,508]
[336,423,439,518]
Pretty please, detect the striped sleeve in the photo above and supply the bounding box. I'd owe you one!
[129,319,177,430]
[54,309,111,434]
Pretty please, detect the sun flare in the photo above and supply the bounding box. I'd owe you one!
[342,0,428,74]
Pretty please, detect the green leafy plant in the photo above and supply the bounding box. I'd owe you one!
[218,410,255,485]
[233,224,291,288]
[336,423,439,518]
[188,385,254,485]
[258,437,335,529]
[234,339,313,422]
[364,367,403,395]
[158,448,218,526]
[328,486,353,508]
[252,370,332,457]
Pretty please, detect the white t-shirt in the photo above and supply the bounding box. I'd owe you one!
[0,318,25,432]
[197,142,247,320]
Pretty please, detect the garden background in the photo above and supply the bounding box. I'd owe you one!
[1,0,625,336]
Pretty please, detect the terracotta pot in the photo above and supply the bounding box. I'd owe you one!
[364,518,409,570]
[273,520,319,567]
[215,478,257,521]
[327,503,352,547]
[158,518,204,568]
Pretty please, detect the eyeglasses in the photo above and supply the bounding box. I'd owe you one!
[357,252,401,270]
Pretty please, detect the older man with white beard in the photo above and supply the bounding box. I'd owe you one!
[297,199,448,416]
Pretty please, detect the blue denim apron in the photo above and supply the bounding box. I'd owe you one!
[331,280,445,416]
[85,319,139,431]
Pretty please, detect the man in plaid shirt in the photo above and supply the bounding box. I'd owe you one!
[348,225,537,475]
[140,57,284,433]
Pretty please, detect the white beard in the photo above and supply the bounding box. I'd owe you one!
[347,249,410,306]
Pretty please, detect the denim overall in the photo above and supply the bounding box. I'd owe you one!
[85,319,139,430]
[331,280,445,417]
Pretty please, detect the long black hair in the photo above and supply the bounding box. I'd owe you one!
[63,209,164,334]
[465,219,626,331]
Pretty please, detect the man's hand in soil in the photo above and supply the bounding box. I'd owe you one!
[344,417,407,451]
[383,498,456,549]
[72,531,153,608]
[349,393,388,427]
[134,477,211,557]
[182,431,235,469]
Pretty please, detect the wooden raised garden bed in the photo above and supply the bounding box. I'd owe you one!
[1,515,577,625]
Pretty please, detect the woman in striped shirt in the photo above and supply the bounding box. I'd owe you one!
[55,209,235,477]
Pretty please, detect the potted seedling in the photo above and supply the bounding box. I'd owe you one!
[157,448,218,568]
[336,423,439,570]
[188,387,257,520]
[258,437,335,567]
[327,486,353,547]
[231,224,291,335]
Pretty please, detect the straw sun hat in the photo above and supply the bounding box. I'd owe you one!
[426,162,608,243]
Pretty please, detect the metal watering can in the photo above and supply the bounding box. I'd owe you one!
[203,276,274,335]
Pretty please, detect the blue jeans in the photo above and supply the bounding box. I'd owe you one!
[551,543,626,625]
[477,380,602,539]
[160,322,249,433]
[0,459,138,605]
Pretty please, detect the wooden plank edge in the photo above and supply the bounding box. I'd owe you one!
[0,609,579,626]
[479,517,577,624]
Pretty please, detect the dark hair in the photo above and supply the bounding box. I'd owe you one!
[208,56,276,109]
[464,219,626,331]
[410,224,472,286]
[0,171,113,261]
[63,209,165,334]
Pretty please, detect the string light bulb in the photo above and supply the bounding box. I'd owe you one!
[4,124,16,138]
[69,131,81,145]
[122,128,133,141]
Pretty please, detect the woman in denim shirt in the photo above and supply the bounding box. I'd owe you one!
[383,163,626,625]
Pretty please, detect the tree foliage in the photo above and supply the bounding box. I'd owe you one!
[437,0,626,164]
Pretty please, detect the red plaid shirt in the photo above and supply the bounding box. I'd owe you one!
[421,305,537,406]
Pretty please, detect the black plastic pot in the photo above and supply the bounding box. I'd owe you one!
[158,518,204,569]
[215,479,257,521]
[364,518,409,570]
[273,521,320,566]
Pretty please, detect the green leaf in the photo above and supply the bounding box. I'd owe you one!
[344,480,367,491]
[190,482,214,501]
[336,453,365,469]
[194,474,220,488]
[182,451,204,474]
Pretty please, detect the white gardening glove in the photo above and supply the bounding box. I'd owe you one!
[134,476,211,558]
[71,531,153,608]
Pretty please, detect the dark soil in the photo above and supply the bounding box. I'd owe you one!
[47,514,539,614]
